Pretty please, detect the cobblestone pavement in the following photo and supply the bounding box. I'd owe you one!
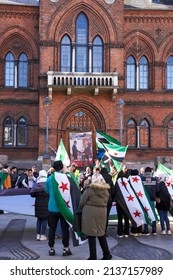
[0,212,173,260]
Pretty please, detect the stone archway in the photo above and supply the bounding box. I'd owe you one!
[57,100,106,166]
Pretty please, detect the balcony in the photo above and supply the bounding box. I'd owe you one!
[47,71,118,101]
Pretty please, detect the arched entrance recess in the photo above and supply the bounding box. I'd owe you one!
[57,100,106,167]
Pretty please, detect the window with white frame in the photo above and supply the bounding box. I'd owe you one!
[5,52,28,88]
[60,12,103,73]
[126,55,149,90]
[3,116,27,147]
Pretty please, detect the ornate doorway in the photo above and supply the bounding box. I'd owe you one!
[57,100,106,167]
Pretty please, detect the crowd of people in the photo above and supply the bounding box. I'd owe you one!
[0,159,173,260]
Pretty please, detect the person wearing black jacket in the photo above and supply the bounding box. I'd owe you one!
[141,166,158,235]
[156,175,172,235]
[100,167,115,234]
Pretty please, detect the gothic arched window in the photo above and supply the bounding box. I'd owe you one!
[61,35,72,72]
[168,119,173,147]
[167,56,173,90]
[92,36,103,73]
[18,53,28,87]
[127,119,137,147]
[139,119,150,147]
[17,117,27,146]
[3,117,14,146]
[5,52,15,87]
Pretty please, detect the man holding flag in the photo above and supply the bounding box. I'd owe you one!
[45,160,81,256]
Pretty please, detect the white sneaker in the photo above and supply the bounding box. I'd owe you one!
[160,230,166,235]
[167,230,172,235]
[36,234,40,241]
[40,235,47,241]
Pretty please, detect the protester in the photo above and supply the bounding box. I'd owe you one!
[100,167,115,234]
[30,170,49,241]
[15,169,29,188]
[45,160,81,256]
[114,170,130,237]
[141,166,158,235]
[79,174,112,260]
[156,174,172,235]
[10,166,18,188]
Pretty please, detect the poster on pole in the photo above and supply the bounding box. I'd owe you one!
[69,132,93,168]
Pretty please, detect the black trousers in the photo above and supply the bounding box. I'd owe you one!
[116,203,129,236]
[48,212,70,248]
[88,235,110,260]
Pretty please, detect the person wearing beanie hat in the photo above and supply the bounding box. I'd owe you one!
[45,159,81,256]
[30,170,49,241]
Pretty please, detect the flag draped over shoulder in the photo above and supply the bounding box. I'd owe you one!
[51,172,87,245]
[129,175,159,223]
[55,138,70,167]
[116,177,149,227]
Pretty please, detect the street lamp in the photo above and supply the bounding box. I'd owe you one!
[43,96,52,159]
[116,98,125,144]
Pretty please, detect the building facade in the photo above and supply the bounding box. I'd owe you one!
[0,0,173,169]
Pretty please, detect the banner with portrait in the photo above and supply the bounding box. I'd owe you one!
[70,132,93,168]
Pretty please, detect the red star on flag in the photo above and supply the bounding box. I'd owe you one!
[133,210,141,217]
[137,191,143,197]
[144,206,150,213]
[120,181,127,187]
[166,182,171,187]
[64,200,70,208]
[59,181,69,192]
[127,195,135,201]
[132,176,139,183]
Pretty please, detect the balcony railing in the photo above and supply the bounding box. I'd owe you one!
[47,71,118,100]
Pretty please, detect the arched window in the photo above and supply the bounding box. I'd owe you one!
[92,36,103,73]
[76,13,88,72]
[61,35,72,72]
[18,53,28,87]
[17,117,27,146]
[126,56,135,89]
[127,119,137,147]
[168,119,173,147]
[5,52,15,87]
[167,56,173,90]
[139,56,148,89]
[3,117,14,146]
[126,55,149,90]
[139,119,150,147]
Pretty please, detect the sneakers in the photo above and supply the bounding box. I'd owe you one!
[63,248,72,256]
[49,248,55,256]
[36,234,40,241]
[167,230,172,235]
[160,230,166,235]
[117,235,123,238]
[40,235,47,241]
[130,232,138,237]
[152,232,157,236]
[142,231,150,236]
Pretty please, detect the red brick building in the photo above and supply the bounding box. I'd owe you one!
[0,0,173,169]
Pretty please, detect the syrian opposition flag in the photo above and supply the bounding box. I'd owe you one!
[154,162,172,177]
[52,172,87,245]
[129,175,158,223]
[55,138,70,167]
[116,177,149,227]
[96,130,121,148]
[103,142,128,163]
